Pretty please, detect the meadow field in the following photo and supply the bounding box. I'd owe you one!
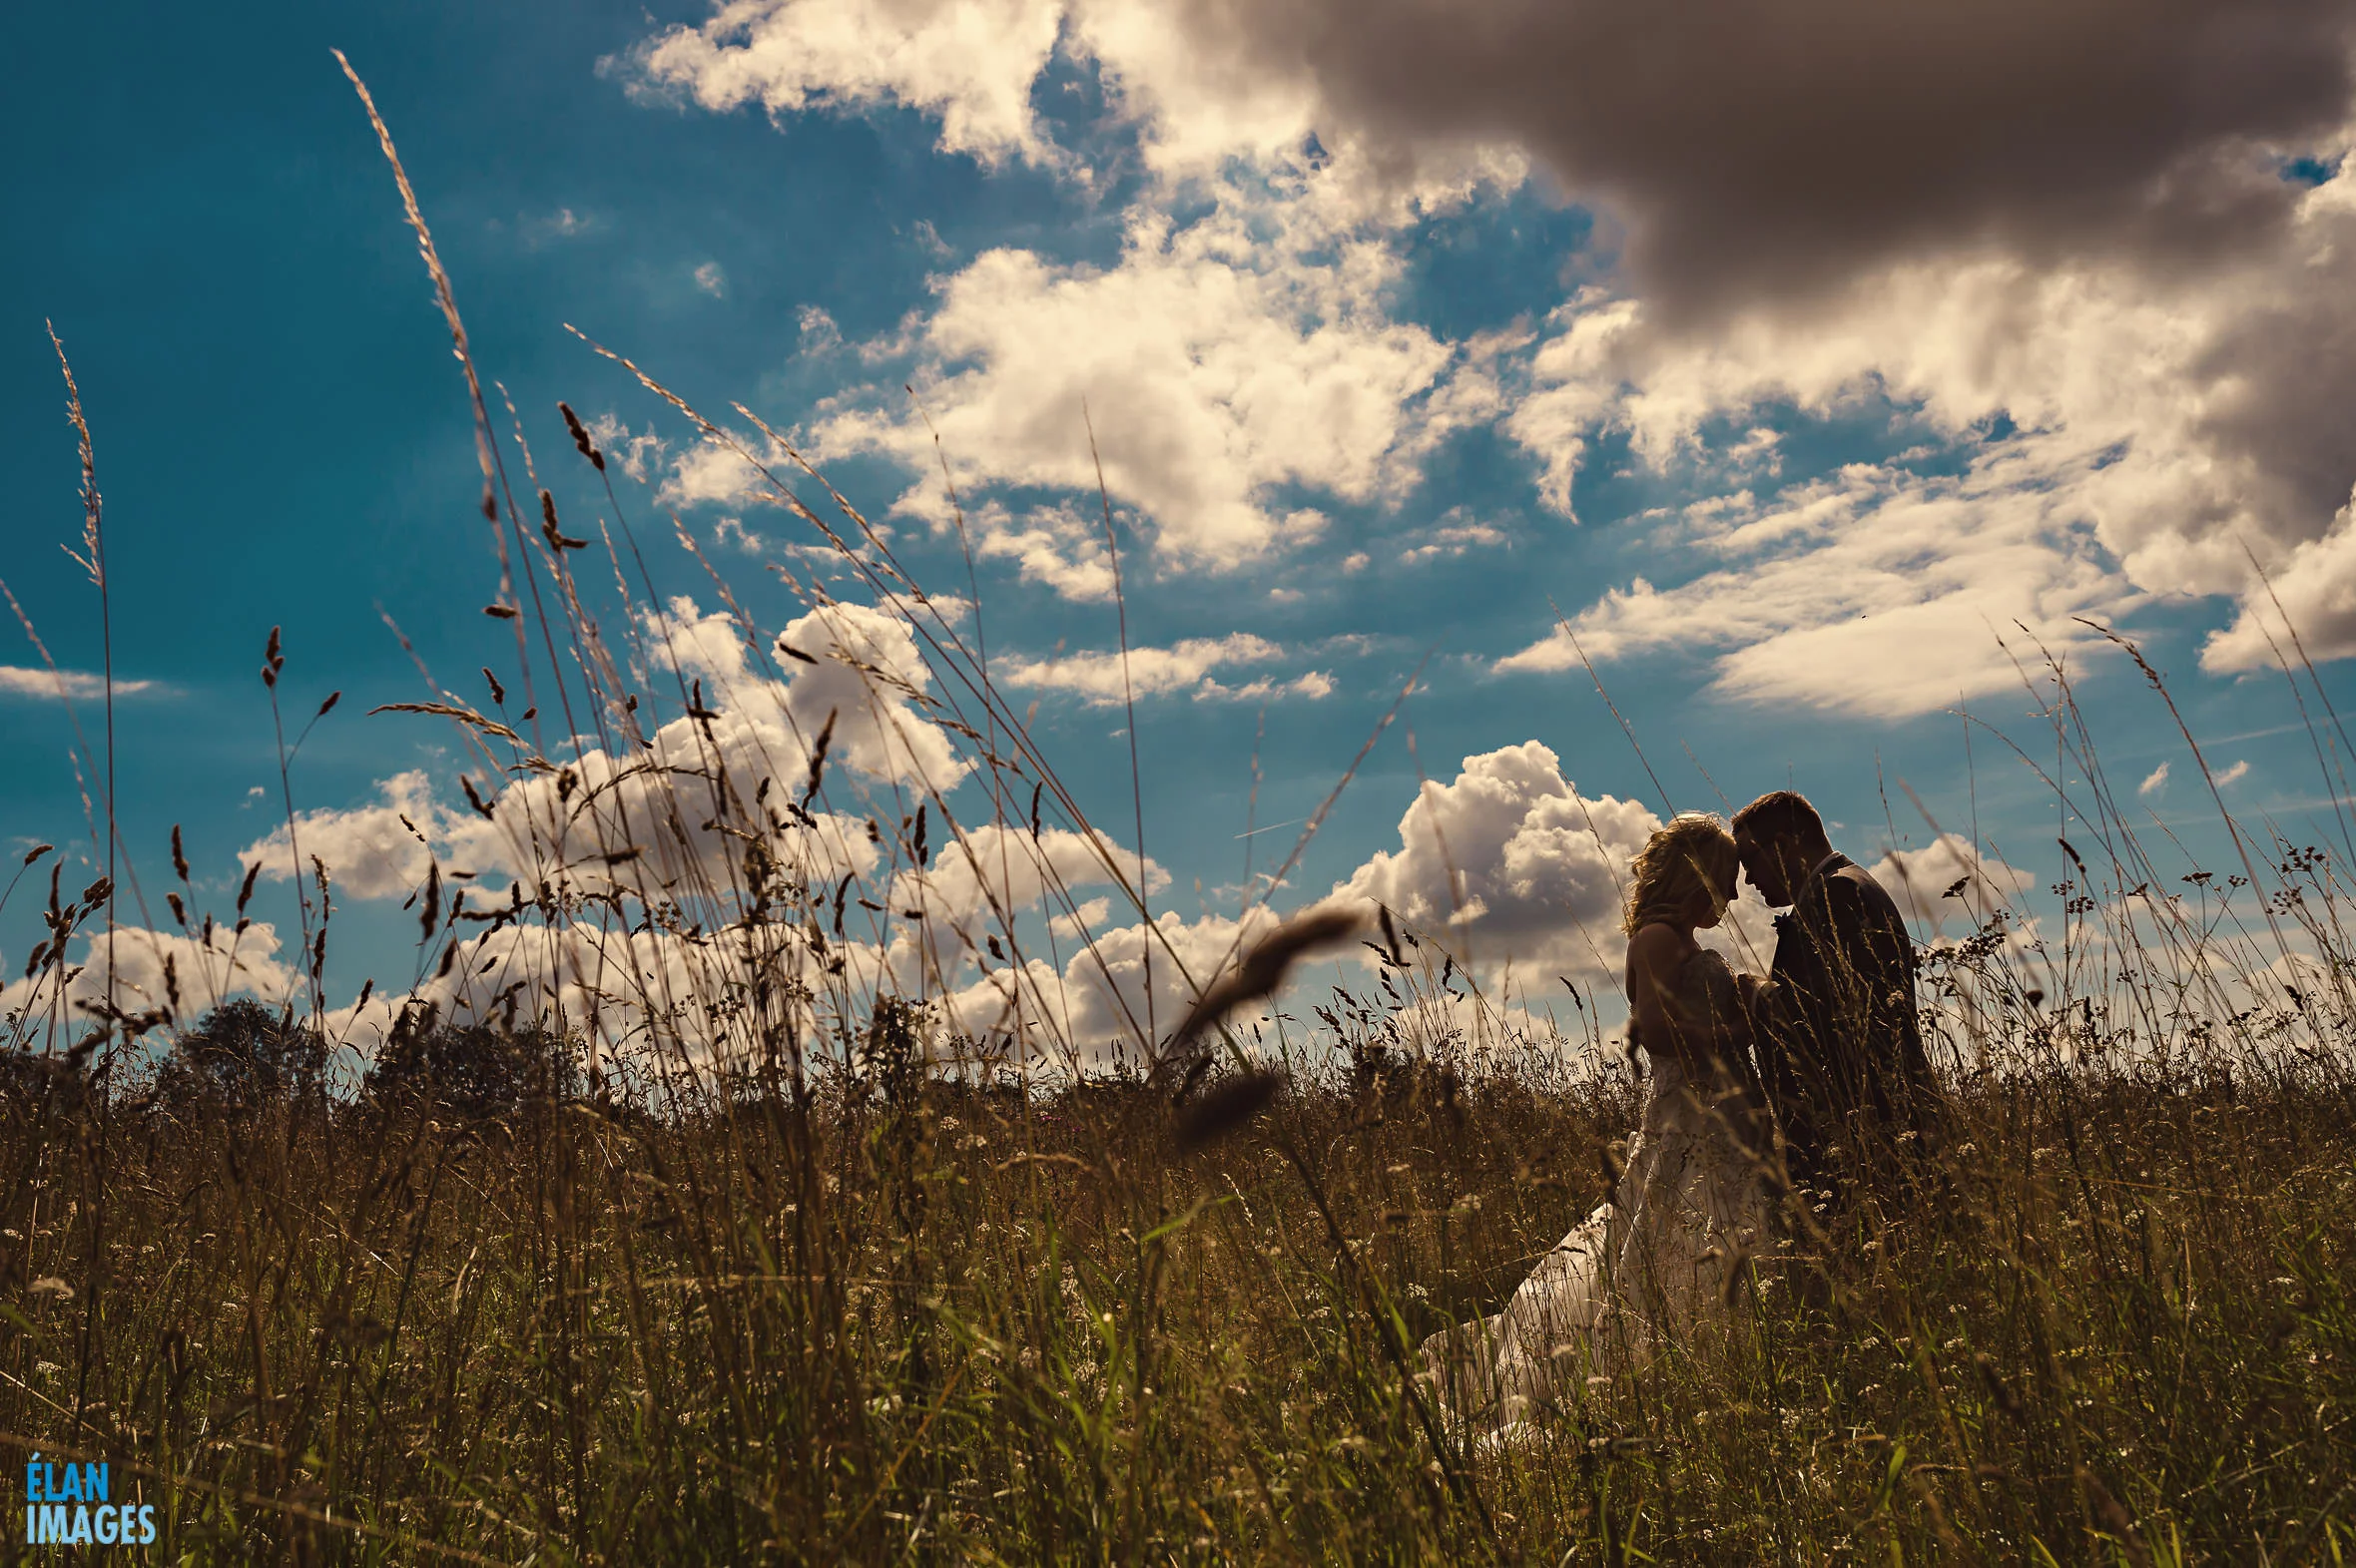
[0,68,2351,1565]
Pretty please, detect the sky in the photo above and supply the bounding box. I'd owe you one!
[2,0,2352,1063]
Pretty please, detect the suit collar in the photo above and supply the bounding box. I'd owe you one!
[1772,851,1848,931]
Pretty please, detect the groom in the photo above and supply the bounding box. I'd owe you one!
[1731,790,1943,1205]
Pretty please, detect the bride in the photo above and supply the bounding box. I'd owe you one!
[1422,812,1777,1434]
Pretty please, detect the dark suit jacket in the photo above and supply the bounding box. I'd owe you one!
[1753,854,1943,1195]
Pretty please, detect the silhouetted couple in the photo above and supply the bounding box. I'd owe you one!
[1423,790,1943,1437]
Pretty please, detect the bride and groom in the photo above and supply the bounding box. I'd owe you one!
[1422,789,1944,1434]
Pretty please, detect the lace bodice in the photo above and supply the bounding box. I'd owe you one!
[1646,945,1749,1070]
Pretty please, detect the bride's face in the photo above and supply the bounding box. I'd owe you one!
[1688,864,1736,929]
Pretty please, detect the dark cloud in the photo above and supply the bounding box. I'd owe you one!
[1169,0,2356,319]
[2193,266,2356,533]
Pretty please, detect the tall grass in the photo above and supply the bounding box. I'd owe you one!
[0,61,2351,1565]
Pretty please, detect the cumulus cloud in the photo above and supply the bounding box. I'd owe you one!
[1,922,298,1030]
[241,770,444,901]
[229,590,1179,1068]
[323,915,894,1066]
[241,597,964,907]
[2140,762,2172,797]
[886,821,1166,981]
[316,812,1176,1068]
[1868,832,2037,939]
[2215,759,2253,786]
[936,904,1286,1065]
[805,186,1497,571]
[1328,741,1662,983]
[0,666,158,701]
[2203,508,2356,669]
[960,501,1119,603]
[631,0,1072,169]
[661,432,777,509]
[1000,632,1331,705]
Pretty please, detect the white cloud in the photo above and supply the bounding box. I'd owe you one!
[522,208,600,247]
[1868,832,2036,939]
[712,516,768,554]
[887,821,1165,983]
[1,921,298,1030]
[1496,441,2141,719]
[962,501,1119,603]
[312,818,1168,1071]
[241,770,443,901]
[1498,180,2356,706]
[694,261,728,296]
[1398,508,1508,565]
[999,632,1331,705]
[624,0,1516,192]
[2215,759,2252,786]
[0,667,158,701]
[630,0,1071,170]
[242,597,964,905]
[2203,504,2356,670]
[2139,761,2171,797]
[583,414,669,485]
[806,184,1490,572]
[1048,894,1110,939]
[798,303,845,356]
[936,904,1287,1066]
[324,915,890,1068]
[661,433,775,509]
[1328,741,1661,984]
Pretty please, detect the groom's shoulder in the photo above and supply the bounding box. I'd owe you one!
[1823,858,1905,920]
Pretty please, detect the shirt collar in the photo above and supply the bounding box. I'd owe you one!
[1797,849,1844,898]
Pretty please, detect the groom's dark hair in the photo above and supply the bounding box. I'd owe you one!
[1732,789,1825,845]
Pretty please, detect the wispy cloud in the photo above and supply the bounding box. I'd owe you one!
[1399,509,1508,564]
[0,666,157,701]
[1494,439,2141,720]
[2139,761,2170,797]
[1001,634,1332,705]
[521,207,601,247]
[694,261,727,296]
[2214,760,2252,787]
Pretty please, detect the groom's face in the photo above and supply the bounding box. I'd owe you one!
[1734,828,1793,908]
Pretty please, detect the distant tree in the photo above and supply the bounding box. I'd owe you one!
[364,1009,583,1121]
[0,1045,90,1119]
[156,999,329,1111]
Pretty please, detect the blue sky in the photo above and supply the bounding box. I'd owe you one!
[3,0,2351,1055]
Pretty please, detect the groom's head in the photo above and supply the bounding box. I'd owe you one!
[1731,789,1833,909]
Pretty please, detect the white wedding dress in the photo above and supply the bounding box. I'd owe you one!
[1421,945,1774,1435]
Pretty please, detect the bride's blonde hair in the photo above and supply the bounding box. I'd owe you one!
[1622,811,1738,935]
